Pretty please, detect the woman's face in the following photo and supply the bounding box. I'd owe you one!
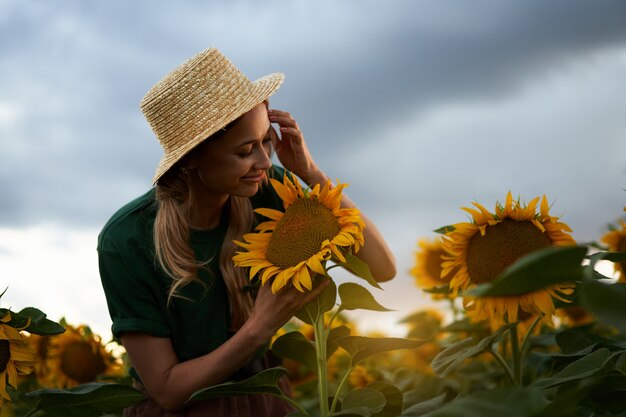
[187,103,273,198]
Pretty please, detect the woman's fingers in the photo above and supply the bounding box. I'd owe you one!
[267,107,321,186]
[300,279,330,305]
[277,127,302,139]
[269,109,299,129]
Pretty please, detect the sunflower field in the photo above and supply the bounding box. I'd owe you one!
[2,187,626,417]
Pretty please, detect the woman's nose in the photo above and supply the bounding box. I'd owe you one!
[254,147,272,170]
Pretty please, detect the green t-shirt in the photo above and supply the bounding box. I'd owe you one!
[97,166,288,379]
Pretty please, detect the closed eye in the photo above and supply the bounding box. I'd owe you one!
[236,130,272,157]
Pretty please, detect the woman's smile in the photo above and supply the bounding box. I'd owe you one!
[241,172,266,184]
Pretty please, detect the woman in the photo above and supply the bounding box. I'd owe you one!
[98,48,396,416]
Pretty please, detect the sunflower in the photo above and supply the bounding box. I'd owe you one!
[441,192,576,330]
[411,238,456,299]
[0,312,36,406]
[234,175,365,293]
[600,220,626,282]
[43,323,121,388]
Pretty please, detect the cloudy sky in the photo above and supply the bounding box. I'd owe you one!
[1,0,626,338]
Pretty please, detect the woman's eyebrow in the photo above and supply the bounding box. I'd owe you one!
[233,126,272,148]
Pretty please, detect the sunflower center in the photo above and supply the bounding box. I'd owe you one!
[466,218,552,284]
[266,199,341,268]
[0,340,10,373]
[60,341,106,383]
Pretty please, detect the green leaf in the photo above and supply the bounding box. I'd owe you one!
[187,367,288,402]
[419,388,549,417]
[467,246,586,297]
[401,393,447,417]
[421,285,451,295]
[530,384,589,417]
[338,283,392,312]
[271,331,317,372]
[431,323,515,377]
[368,382,403,417]
[337,387,386,416]
[25,383,145,417]
[336,336,423,366]
[327,325,351,359]
[19,307,66,335]
[433,225,455,234]
[587,371,626,415]
[580,280,626,334]
[555,326,626,354]
[587,250,626,265]
[331,409,375,417]
[338,253,381,289]
[295,278,337,325]
[531,348,612,390]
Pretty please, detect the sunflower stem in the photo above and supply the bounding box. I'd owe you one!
[510,324,522,386]
[488,348,516,386]
[314,312,330,417]
[519,315,544,385]
[329,364,355,415]
[520,315,542,357]
[327,309,341,331]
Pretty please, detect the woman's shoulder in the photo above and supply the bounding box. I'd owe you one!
[97,188,157,253]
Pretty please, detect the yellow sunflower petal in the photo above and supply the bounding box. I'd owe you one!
[254,208,284,221]
[261,266,281,284]
[296,267,313,291]
[307,254,327,275]
[270,178,297,207]
[6,362,17,388]
[0,374,8,400]
[330,244,347,263]
[271,270,290,293]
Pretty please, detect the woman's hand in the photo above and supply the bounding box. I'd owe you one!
[268,108,325,185]
[247,278,330,341]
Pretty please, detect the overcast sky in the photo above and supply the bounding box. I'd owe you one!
[1,0,626,338]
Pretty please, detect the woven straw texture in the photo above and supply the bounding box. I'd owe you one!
[140,48,285,183]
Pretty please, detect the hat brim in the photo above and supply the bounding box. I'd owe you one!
[152,72,285,184]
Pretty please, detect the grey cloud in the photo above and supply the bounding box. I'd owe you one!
[1,0,625,228]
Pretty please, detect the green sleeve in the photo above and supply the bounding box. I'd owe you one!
[98,245,171,339]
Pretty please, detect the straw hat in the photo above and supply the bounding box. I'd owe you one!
[140,48,285,184]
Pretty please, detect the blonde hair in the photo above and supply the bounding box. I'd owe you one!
[154,167,255,329]
[153,121,277,329]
